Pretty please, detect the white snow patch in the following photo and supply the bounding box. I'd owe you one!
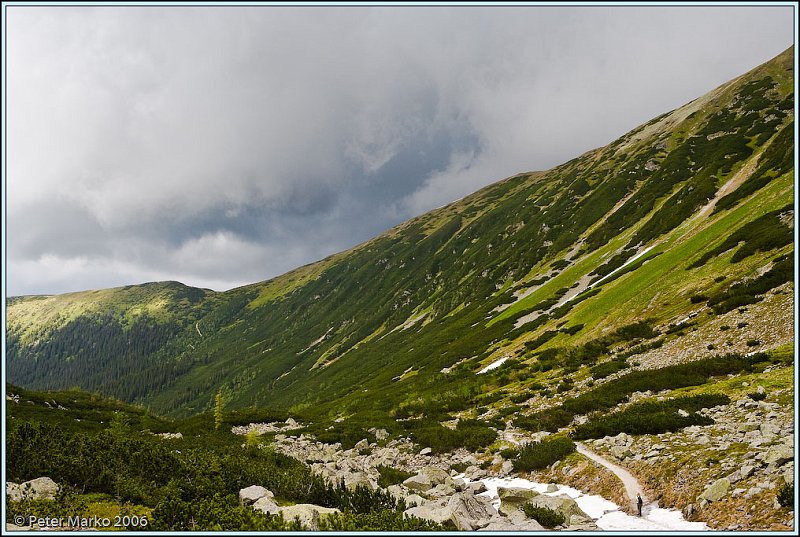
[474,476,707,532]
[477,357,508,374]
[589,245,656,289]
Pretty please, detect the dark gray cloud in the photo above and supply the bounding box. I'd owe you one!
[5,5,794,296]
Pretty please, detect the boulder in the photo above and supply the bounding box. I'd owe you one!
[479,517,544,531]
[699,478,730,503]
[501,460,514,475]
[498,487,540,516]
[239,485,273,506]
[610,446,631,460]
[419,447,433,456]
[278,504,340,530]
[9,477,60,501]
[447,492,497,528]
[403,501,453,528]
[403,467,453,492]
[253,496,279,515]
[527,493,591,522]
[764,445,793,467]
[466,481,488,494]
[6,482,23,502]
[374,428,389,441]
[343,471,375,491]
[354,439,370,452]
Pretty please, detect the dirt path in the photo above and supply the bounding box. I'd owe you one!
[576,442,647,513]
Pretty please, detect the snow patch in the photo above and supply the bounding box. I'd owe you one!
[477,357,508,374]
[589,245,656,289]
[474,476,707,531]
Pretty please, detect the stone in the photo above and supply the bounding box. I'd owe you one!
[419,447,432,455]
[610,446,631,460]
[501,460,514,475]
[447,492,497,529]
[239,485,272,506]
[354,439,369,451]
[343,471,374,491]
[497,487,540,516]
[466,481,488,494]
[760,423,780,437]
[764,445,793,467]
[405,494,426,507]
[479,517,544,531]
[253,496,279,515]
[567,514,598,530]
[699,478,730,503]
[526,493,591,522]
[374,428,389,441]
[677,409,690,418]
[278,504,340,530]
[386,485,405,501]
[286,417,298,428]
[10,477,60,501]
[403,501,456,528]
[546,483,558,493]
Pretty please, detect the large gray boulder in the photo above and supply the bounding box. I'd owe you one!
[699,478,730,503]
[403,496,491,531]
[403,467,453,493]
[253,496,279,515]
[764,445,794,467]
[479,516,545,531]
[278,504,340,530]
[526,494,592,524]
[7,477,59,501]
[447,492,497,529]
[239,485,273,506]
[497,487,540,516]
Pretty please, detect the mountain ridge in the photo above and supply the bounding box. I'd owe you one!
[6,47,794,423]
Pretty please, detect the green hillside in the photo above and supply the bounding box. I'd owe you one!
[7,47,794,430]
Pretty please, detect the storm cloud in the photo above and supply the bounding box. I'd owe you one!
[5,5,794,295]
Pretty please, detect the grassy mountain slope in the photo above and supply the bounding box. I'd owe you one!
[7,47,794,425]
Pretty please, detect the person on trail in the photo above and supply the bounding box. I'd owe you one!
[637,493,643,516]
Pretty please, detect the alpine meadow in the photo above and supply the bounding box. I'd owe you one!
[5,46,796,532]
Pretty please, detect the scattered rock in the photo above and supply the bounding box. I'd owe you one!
[239,485,272,506]
[699,478,730,503]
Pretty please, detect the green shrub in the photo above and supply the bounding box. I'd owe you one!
[522,504,565,528]
[748,391,766,401]
[746,339,761,347]
[512,435,575,472]
[590,359,629,379]
[571,394,728,439]
[376,466,415,488]
[777,482,794,508]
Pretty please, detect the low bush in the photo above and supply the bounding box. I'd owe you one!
[376,466,415,488]
[522,504,565,528]
[590,359,629,379]
[571,394,728,439]
[777,482,794,509]
[511,435,576,472]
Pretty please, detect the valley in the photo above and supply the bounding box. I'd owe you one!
[5,46,796,531]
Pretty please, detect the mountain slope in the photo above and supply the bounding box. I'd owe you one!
[7,47,794,421]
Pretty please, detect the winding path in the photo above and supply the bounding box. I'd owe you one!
[576,442,647,513]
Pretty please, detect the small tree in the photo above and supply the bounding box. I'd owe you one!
[214,391,224,430]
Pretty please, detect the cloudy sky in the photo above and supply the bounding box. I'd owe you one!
[5,5,794,296]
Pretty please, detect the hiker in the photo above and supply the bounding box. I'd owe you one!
[637,493,643,516]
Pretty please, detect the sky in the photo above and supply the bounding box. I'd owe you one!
[4,4,795,296]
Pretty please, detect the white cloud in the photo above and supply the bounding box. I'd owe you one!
[5,5,794,295]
